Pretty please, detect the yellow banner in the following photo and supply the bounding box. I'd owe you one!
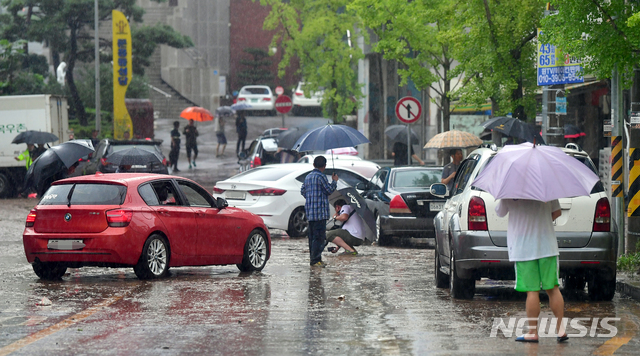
[112,10,133,139]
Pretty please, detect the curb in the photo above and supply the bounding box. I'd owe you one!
[616,280,640,301]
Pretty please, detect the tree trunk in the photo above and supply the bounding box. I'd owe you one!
[442,61,451,131]
[511,76,525,120]
[67,25,87,126]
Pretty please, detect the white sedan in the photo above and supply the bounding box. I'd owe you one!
[237,85,275,115]
[212,163,371,237]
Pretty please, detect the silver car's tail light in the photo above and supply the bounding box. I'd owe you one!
[593,197,611,232]
[106,209,133,227]
[25,209,37,227]
[468,196,488,231]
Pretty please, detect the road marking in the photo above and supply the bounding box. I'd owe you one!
[593,317,637,355]
[0,296,122,356]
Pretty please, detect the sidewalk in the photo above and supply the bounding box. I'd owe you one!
[617,272,640,301]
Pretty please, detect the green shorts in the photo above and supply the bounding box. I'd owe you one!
[514,256,559,292]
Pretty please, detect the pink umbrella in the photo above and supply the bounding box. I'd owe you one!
[472,142,600,202]
[325,147,358,156]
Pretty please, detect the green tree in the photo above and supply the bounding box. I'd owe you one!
[352,0,459,131]
[237,47,274,87]
[1,0,193,126]
[259,0,364,122]
[451,0,545,120]
[541,1,640,85]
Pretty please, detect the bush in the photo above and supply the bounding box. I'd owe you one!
[617,241,640,274]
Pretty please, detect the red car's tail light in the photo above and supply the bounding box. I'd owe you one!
[389,195,411,214]
[468,196,488,231]
[25,209,37,227]
[106,209,133,227]
[263,97,272,101]
[100,158,107,166]
[248,188,286,196]
[593,197,611,232]
[212,186,225,194]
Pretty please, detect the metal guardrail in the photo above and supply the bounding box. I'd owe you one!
[147,84,171,98]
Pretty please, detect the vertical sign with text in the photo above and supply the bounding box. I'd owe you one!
[112,10,133,139]
[537,30,584,86]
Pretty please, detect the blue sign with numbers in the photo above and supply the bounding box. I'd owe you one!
[537,30,584,86]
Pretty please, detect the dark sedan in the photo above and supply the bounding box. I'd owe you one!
[78,139,169,175]
[358,166,445,245]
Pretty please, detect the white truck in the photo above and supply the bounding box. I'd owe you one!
[0,95,71,197]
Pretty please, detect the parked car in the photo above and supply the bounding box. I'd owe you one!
[430,145,617,300]
[262,127,288,139]
[23,173,271,280]
[213,163,371,237]
[357,166,445,246]
[77,138,168,175]
[291,82,323,116]
[238,137,281,172]
[298,154,381,178]
[237,85,275,115]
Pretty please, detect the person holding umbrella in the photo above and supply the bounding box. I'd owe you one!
[441,149,463,192]
[15,144,37,169]
[326,199,364,255]
[300,156,338,268]
[183,119,199,169]
[235,110,248,155]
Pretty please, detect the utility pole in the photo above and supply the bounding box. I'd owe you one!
[94,0,101,135]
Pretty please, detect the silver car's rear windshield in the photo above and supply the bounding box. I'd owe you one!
[39,184,127,205]
[392,169,442,189]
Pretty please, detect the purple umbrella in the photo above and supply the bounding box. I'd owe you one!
[472,142,600,202]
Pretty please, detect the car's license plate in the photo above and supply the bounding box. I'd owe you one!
[131,165,147,168]
[251,98,259,103]
[226,191,246,200]
[429,202,444,211]
[48,240,85,250]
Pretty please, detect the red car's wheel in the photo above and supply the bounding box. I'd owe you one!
[237,229,268,272]
[134,234,170,279]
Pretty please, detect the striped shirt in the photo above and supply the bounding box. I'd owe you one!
[300,168,337,221]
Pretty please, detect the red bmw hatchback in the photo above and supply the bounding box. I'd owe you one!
[23,173,271,280]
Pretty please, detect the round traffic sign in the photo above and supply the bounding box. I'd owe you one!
[395,96,422,124]
[275,86,284,95]
[275,95,293,114]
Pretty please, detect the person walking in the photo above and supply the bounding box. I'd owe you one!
[495,199,568,343]
[392,141,425,166]
[169,121,181,172]
[441,148,463,192]
[300,156,338,268]
[235,111,248,155]
[183,119,199,169]
[215,114,227,157]
[326,199,364,255]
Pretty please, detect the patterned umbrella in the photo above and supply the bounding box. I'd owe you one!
[424,130,483,149]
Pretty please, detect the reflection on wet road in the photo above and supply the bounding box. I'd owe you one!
[1,233,640,355]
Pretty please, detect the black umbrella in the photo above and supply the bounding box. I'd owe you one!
[23,140,95,195]
[12,131,59,145]
[385,125,419,145]
[277,127,308,149]
[481,116,545,144]
[329,181,376,242]
[564,124,586,139]
[106,147,163,166]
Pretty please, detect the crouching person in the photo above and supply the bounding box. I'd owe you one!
[326,199,365,256]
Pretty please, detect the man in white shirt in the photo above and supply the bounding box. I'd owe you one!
[326,199,365,256]
[496,199,567,343]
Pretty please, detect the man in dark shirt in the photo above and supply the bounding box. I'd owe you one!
[392,142,425,166]
[183,119,199,169]
[169,121,181,173]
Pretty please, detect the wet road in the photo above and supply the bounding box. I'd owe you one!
[1,199,640,355]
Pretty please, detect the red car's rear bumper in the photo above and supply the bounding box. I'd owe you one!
[23,227,144,266]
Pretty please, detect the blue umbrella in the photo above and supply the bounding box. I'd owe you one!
[292,124,370,152]
[230,102,252,111]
